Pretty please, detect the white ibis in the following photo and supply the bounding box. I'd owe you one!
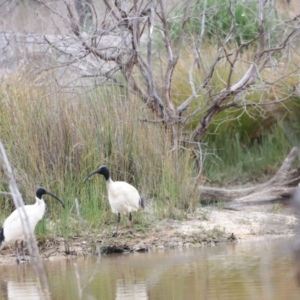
[0,187,65,264]
[84,165,144,237]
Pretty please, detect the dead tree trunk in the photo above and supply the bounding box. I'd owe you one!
[199,147,300,205]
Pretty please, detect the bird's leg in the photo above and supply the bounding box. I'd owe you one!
[15,241,21,264]
[128,213,133,235]
[21,241,27,263]
[112,213,121,237]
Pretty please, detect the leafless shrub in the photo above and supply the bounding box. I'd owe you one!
[1,0,300,173]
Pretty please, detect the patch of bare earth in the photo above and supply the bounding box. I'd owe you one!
[0,206,297,265]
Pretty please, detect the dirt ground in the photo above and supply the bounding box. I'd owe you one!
[0,204,298,265]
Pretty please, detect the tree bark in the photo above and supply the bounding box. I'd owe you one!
[199,147,300,206]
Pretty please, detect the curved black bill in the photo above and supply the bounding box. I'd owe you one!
[84,170,98,183]
[46,191,65,208]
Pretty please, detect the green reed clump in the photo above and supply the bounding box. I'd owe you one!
[202,124,294,185]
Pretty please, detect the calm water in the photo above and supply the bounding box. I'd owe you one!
[0,238,299,300]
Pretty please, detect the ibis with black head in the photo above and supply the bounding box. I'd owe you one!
[0,187,65,264]
[84,165,144,237]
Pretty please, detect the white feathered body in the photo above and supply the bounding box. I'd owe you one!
[2,198,45,244]
[106,179,141,214]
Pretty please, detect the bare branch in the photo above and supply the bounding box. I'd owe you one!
[177,48,226,114]
[157,0,176,112]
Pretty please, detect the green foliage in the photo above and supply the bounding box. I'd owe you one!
[168,0,260,45]
[168,0,283,45]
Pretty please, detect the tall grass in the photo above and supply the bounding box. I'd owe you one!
[202,125,294,185]
[0,78,199,239]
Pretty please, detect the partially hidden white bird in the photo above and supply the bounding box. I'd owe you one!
[0,187,65,264]
[84,165,144,237]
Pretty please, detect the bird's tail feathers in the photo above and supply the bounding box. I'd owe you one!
[0,228,4,247]
[139,198,145,209]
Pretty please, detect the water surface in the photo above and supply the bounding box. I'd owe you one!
[0,238,299,299]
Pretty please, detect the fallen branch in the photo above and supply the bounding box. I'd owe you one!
[199,147,300,205]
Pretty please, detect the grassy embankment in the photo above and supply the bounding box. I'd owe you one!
[0,45,299,245]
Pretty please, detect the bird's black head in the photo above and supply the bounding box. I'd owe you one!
[36,187,47,199]
[84,165,110,182]
[35,187,65,208]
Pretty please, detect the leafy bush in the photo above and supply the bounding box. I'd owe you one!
[169,0,260,45]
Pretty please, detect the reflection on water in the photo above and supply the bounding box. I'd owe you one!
[116,279,148,300]
[0,265,41,300]
[0,238,300,300]
[1,281,40,300]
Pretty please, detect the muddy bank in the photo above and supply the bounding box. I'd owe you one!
[0,206,297,265]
